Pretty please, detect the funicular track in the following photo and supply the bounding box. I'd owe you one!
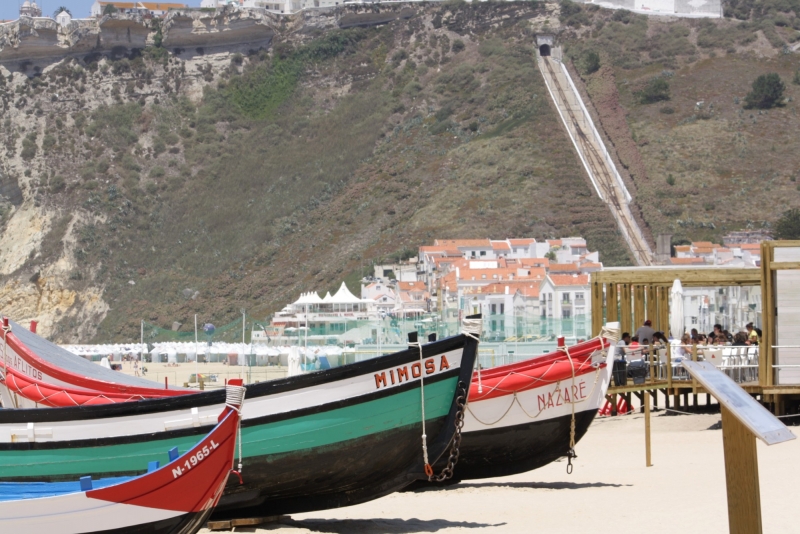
[539,56,653,266]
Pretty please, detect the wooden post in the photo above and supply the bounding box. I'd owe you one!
[648,342,655,384]
[644,390,652,467]
[633,285,645,331]
[646,285,657,332]
[620,283,632,337]
[760,242,774,387]
[607,283,618,323]
[691,344,698,395]
[591,280,603,337]
[721,406,763,534]
[657,285,670,336]
[667,343,673,389]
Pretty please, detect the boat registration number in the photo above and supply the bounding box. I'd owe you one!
[171,440,219,478]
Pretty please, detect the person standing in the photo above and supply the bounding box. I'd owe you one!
[616,332,631,359]
[634,320,655,346]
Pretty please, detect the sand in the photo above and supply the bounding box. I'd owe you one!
[198,411,800,533]
[115,361,287,389]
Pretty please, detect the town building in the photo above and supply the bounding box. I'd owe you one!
[672,241,761,267]
[19,0,43,17]
[55,9,72,26]
[90,1,187,17]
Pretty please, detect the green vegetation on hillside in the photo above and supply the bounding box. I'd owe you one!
[5,3,632,341]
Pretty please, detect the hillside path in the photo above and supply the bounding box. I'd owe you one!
[538,53,653,266]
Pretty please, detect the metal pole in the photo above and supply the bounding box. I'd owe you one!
[194,314,198,386]
[140,320,144,365]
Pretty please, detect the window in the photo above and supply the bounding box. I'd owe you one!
[491,304,497,315]
[575,292,583,300]
[480,251,486,256]
[562,309,572,319]
[500,303,505,314]
[491,320,497,331]
[562,293,570,303]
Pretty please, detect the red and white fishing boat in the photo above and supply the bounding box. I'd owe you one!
[427,323,619,481]
[0,319,194,408]
[0,380,244,534]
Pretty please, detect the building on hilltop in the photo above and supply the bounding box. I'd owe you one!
[672,241,761,267]
[55,9,72,26]
[19,0,43,17]
[90,1,188,17]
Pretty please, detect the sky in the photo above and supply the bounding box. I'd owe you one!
[0,1,202,21]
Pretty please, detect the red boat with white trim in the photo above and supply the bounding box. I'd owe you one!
[426,322,619,481]
[0,380,244,534]
[0,319,194,408]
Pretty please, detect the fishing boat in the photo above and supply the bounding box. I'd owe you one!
[0,319,193,408]
[0,319,479,519]
[421,323,618,483]
[0,380,244,534]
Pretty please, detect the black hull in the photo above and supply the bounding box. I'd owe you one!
[213,417,447,519]
[87,510,210,534]
[409,408,598,488]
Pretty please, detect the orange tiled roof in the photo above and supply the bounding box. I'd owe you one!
[740,243,761,250]
[675,245,691,252]
[479,281,542,298]
[549,274,590,287]
[491,241,511,251]
[548,263,579,272]
[398,281,424,291]
[546,239,562,247]
[509,238,536,246]
[692,241,714,247]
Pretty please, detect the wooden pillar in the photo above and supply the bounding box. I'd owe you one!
[646,285,657,329]
[620,283,632,336]
[658,285,670,336]
[633,284,645,333]
[644,391,652,467]
[721,406,763,534]
[760,242,774,387]
[607,283,618,323]
[591,280,603,338]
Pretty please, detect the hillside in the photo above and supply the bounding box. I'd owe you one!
[559,2,800,244]
[0,3,636,342]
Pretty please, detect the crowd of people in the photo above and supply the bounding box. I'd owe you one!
[614,319,761,361]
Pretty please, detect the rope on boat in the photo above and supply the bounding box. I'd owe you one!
[466,367,604,426]
[225,384,247,479]
[408,338,431,476]
[557,341,578,474]
[461,317,483,393]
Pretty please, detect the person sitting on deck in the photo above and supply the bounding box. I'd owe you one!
[732,332,749,347]
[674,334,692,360]
[616,332,631,359]
[708,324,724,343]
[635,319,655,345]
[746,323,760,345]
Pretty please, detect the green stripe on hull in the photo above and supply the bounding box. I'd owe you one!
[0,377,457,480]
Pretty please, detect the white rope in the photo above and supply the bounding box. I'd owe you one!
[409,340,429,468]
[461,317,483,392]
[558,343,578,453]
[225,384,246,473]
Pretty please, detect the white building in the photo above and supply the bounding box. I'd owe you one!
[19,0,43,17]
[90,1,187,17]
[55,9,72,26]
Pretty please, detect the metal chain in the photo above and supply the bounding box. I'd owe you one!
[429,381,467,482]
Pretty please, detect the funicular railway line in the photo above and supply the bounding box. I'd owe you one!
[539,55,653,266]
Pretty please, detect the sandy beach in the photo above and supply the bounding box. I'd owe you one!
[198,411,800,533]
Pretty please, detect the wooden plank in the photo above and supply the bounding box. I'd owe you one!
[762,242,774,388]
[607,283,618,323]
[721,406,763,534]
[646,285,657,332]
[594,268,761,287]
[644,391,652,467]
[207,516,289,531]
[620,283,632,336]
[769,261,800,271]
[659,285,670,335]
[633,285,645,331]
[591,280,603,337]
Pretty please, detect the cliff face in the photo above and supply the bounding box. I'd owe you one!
[0,8,282,64]
[0,2,632,343]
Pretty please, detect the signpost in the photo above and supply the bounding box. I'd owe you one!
[682,360,796,534]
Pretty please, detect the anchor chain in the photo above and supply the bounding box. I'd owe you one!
[428,381,468,482]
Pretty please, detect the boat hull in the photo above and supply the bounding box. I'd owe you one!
[0,335,477,518]
[448,409,598,481]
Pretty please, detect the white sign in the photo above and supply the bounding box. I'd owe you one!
[682,360,796,445]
